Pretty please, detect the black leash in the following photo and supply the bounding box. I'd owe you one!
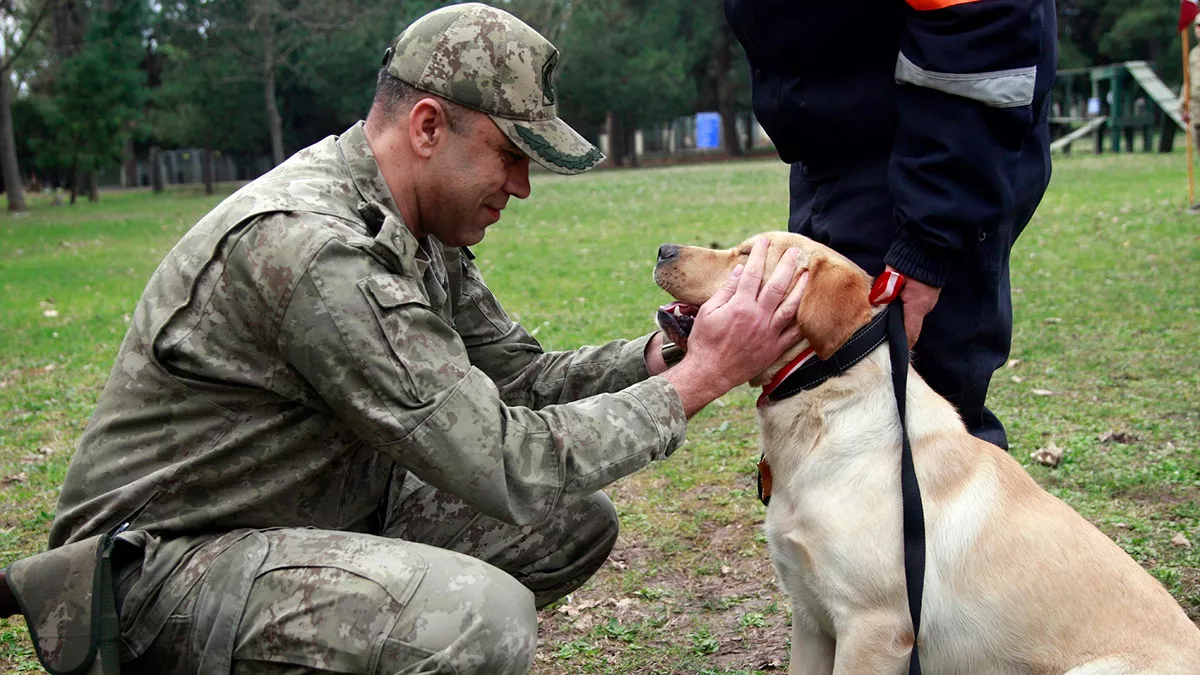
[888,301,926,675]
[756,292,927,672]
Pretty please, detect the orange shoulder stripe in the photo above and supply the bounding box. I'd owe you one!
[906,0,984,10]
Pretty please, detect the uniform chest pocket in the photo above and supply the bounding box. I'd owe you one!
[362,275,429,309]
[358,275,468,407]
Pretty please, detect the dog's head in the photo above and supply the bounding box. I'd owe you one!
[654,232,874,379]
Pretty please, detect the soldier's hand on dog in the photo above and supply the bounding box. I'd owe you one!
[662,237,807,417]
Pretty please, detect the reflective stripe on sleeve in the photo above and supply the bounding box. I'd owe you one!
[895,51,1036,108]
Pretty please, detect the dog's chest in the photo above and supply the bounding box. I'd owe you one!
[763,479,908,611]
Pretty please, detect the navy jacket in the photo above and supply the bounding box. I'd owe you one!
[725,0,1056,287]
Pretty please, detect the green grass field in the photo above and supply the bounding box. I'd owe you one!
[1,154,1197,673]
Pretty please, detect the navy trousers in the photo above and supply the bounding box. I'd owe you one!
[788,162,1041,451]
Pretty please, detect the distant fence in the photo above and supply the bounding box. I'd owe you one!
[97,149,275,188]
[595,112,776,163]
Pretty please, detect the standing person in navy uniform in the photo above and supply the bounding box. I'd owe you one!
[724,0,1057,450]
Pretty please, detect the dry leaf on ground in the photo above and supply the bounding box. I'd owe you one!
[1030,442,1064,468]
[1099,430,1139,444]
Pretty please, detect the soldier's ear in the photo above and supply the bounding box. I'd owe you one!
[408,98,448,157]
[795,254,872,360]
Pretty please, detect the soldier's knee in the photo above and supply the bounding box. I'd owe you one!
[381,551,536,674]
[579,491,620,555]
[468,570,538,672]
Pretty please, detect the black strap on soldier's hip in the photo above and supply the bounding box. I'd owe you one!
[888,302,926,675]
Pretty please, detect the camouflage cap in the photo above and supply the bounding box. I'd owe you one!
[385,2,604,175]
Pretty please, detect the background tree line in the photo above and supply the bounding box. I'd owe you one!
[0,0,1187,212]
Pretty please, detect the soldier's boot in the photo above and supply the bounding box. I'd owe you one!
[2,536,125,674]
[0,570,19,618]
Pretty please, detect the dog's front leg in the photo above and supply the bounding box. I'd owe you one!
[828,614,912,675]
[788,614,835,675]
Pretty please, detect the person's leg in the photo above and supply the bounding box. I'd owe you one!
[380,472,619,608]
[124,528,537,675]
[789,163,893,275]
[790,163,1013,447]
[909,245,1012,449]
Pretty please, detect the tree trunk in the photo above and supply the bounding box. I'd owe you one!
[0,64,27,212]
[623,115,639,168]
[148,144,163,190]
[202,146,214,195]
[123,137,137,187]
[86,170,98,201]
[713,23,743,157]
[53,0,85,61]
[260,1,285,167]
[150,145,164,192]
[69,159,78,204]
[605,111,628,167]
[56,0,86,206]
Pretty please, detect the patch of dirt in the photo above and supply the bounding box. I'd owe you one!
[535,519,793,674]
[1110,483,1200,508]
[1175,567,1200,624]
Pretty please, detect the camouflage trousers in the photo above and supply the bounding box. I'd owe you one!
[119,473,619,675]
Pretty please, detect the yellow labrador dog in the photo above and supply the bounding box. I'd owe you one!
[654,232,1200,675]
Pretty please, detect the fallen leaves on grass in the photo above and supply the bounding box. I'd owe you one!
[1006,359,1022,369]
[2,472,29,486]
[555,595,638,618]
[1031,389,1055,396]
[1030,442,1065,468]
[19,447,56,465]
[1171,533,1192,548]
[1099,430,1140,444]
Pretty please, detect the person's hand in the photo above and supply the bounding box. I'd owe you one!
[664,237,807,416]
[644,331,668,375]
[888,265,941,348]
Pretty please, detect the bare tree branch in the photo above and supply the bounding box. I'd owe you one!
[0,0,54,72]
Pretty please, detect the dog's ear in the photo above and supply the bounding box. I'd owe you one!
[795,254,873,360]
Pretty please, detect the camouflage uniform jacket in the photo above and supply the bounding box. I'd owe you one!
[49,120,686,561]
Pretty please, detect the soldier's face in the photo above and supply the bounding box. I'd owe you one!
[422,112,532,246]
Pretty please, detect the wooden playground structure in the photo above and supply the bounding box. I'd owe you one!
[1051,61,1186,154]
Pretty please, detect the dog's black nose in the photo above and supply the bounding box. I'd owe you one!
[657,244,680,263]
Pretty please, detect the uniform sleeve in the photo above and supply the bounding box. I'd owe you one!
[276,237,687,527]
[448,249,656,409]
[887,0,1050,287]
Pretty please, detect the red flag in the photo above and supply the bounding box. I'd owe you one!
[1180,0,1199,32]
